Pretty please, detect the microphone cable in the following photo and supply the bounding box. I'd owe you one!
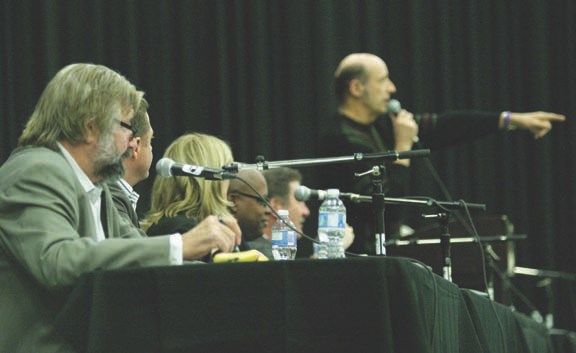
[231,175,321,247]
[415,144,541,350]
[232,174,380,258]
[415,140,501,297]
[461,200,507,353]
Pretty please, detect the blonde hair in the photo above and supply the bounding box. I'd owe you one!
[141,133,234,231]
[18,63,143,148]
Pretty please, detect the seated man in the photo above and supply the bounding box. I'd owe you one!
[262,167,354,258]
[108,97,154,231]
[227,169,273,259]
[0,63,240,352]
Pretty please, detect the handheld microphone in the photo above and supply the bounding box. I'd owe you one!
[387,98,419,143]
[387,98,402,115]
[156,157,235,180]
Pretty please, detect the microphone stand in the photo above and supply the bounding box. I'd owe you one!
[422,212,452,281]
[351,195,486,279]
[346,195,486,211]
[222,150,431,171]
[222,151,431,257]
[484,245,499,301]
[355,165,387,255]
[513,266,576,329]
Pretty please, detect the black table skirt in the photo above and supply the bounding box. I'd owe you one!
[55,256,567,353]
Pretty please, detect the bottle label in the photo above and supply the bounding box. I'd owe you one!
[272,230,296,246]
[272,230,286,246]
[287,230,296,246]
[318,212,346,228]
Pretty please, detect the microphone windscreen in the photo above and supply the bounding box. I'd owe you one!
[387,99,402,115]
[294,185,311,202]
[156,157,174,177]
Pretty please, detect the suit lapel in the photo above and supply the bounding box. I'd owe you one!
[100,185,114,239]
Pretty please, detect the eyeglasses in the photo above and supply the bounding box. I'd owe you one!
[116,119,138,137]
[230,191,269,207]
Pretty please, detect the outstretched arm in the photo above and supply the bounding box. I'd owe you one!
[500,111,566,139]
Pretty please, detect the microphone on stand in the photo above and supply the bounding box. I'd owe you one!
[295,185,486,209]
[156,157,236,180]
[294,185,328,201]
[294,185,371,203]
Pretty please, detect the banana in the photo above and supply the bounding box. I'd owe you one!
[212,249,269,263]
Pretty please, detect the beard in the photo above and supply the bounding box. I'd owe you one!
[93,132,126,183]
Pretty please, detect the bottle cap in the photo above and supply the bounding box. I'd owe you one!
[327,189,340,198]
[277,209,289,216]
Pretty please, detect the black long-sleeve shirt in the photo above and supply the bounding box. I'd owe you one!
[318,111,500,255]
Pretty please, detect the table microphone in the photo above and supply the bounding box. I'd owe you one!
[295,185,360,202]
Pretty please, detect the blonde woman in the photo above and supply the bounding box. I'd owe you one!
[142,133,235,238]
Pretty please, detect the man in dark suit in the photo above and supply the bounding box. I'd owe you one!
[0,63,241,352]
[227,169,273,259]
[108,97,154,230]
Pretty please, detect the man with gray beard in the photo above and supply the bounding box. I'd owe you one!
[0,63,241,352]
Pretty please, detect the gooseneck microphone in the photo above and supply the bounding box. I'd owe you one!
[156,157,235,180]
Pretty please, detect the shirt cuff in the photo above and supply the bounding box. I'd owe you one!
[169,233,184,265]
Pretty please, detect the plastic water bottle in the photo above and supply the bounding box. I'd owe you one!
[271,209,297,260]
[313,233,328,259]
[318,189,346,258]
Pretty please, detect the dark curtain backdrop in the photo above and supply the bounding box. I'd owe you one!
[1,0,575,330]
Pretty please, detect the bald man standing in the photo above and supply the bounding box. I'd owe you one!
[319,52,565,255]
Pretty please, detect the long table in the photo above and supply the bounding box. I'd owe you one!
[55,256,568,353]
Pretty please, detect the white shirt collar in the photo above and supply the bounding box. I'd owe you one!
[117,178,140,210]
[57,142,101,196]
[57,142,105,241]
[117,178,134,194]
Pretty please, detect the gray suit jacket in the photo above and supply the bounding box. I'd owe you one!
[0,146,173,353]
[108,180,147,236]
